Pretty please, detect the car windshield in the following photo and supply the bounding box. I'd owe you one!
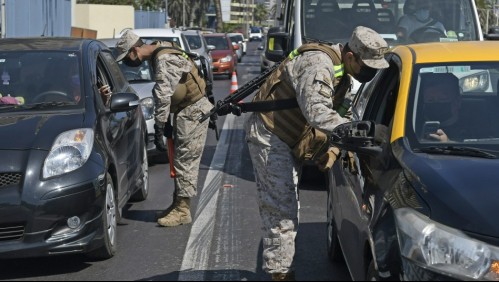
[407,62,499,151]
[0,51,84,112]
[250,27,261,34]
[110,48,153,82]
[185,34,202,50]
[302,0,479,46]
[205,37,229,50]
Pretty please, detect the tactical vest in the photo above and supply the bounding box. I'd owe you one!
[152,44,206,113]
[252,43,352,161]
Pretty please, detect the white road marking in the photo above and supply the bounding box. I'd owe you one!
[178,114,235,281]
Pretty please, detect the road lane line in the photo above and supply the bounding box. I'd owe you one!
[178,114,235,281]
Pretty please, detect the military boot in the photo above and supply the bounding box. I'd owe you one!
[155,197,179,220]
[271,272,295,281]
[157,197,192,227]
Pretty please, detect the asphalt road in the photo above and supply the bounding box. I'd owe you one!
[0,41,351,281]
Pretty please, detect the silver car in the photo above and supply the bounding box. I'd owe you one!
[182,29,215,98]
[99,38,159,159]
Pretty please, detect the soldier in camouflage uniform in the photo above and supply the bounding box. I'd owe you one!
[244,26,389,280]
[115,30,212,227]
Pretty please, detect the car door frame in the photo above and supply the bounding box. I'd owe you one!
[334,53,404,280]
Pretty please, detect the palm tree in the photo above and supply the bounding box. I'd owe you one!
[214,0,223,32]
[254,3,268,26]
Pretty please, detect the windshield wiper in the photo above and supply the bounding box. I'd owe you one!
[415,146,497,159]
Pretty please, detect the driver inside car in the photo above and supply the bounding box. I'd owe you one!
[396,0,446,43]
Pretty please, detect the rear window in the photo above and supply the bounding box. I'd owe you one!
[204,36,229,50]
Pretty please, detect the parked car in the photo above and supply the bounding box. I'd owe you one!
[326,41,499,281]
[485,26,499,40]
[99,38,157,158]
[228,32,247,61]
[203,33,239,79]
[249,26,263,41]
[0,37,149,259]
[182,29,215,97]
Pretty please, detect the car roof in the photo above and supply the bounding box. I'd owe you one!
[203,33,227,37]
[126,28,184,37]
[98,38,119,47]
[0,37,89,51]
[392,41,499,64]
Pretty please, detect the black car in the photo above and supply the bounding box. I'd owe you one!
[0,37,149,259]
[326,42,499,281]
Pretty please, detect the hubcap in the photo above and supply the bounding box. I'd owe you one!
[106,183,117,246]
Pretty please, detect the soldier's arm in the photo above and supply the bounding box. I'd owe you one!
[153,53,192,123]
[293,52,350,135]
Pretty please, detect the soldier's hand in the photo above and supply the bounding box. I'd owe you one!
[316,147,340,172]
[154,123,167,152]
[216,103,232,116]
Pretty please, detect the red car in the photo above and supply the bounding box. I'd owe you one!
[203,33,239,79]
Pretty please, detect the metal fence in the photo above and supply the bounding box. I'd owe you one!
[0,0,167,38]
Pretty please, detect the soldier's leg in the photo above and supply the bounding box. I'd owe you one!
[247,132,300,276]
[158,98,211,227]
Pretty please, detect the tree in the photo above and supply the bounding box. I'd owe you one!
[214,0,223,32]
[254,3,268,26]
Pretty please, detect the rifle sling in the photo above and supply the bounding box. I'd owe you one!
[239,98,299,112]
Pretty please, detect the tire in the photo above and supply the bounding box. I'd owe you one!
[87,173,118,260]
[327,183,344,262]
[131,145,149,201]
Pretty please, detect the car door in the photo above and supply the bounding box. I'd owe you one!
[96,47,135,203]
[334,54,401,278]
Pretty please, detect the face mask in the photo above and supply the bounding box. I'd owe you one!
[414,9,430,22]
[123,56,142,68]
[424,102,453,122]
[353,65,377,83]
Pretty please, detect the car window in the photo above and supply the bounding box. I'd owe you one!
[185,34,202,50]
[205,36,229,50]
[110,47,153,82]
[0,51,84,109]
[409,62,499,146]
[100,51,126,90]
[301,0,479,46]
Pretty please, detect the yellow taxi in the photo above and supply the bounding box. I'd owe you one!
[327,41,499,281]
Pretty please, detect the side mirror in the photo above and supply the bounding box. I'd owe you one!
[330,120,383,157]
[265,26,289,62]
[109,92,139,112]
[233,44,240,50]
[207,45,216,51]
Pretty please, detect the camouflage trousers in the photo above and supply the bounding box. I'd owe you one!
[245,113,300,274]
[172,96,212,198]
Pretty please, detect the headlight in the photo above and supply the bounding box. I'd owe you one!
[395,208,499,280]
[43,129,94,178]
[220,55,232,63]
[460,72,489,92]
[140,97,154,120]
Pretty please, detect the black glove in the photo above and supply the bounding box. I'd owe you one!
[154,123,167,152]
[216,103,232,116]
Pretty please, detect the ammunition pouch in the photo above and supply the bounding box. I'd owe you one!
[291,127,328,162]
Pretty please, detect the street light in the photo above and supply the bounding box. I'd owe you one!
[183,0,186,27]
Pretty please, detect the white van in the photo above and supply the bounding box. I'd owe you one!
[267,0,484,92]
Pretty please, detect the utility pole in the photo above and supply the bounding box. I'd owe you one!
[1,0,5,38]
[165,0,169,27]
[183,0,186,27]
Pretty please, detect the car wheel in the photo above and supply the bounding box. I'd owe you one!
[131,145,149,201]
[327,181,343,262]
[87,173,118,260]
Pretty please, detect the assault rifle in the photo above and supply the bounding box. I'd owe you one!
[199,60,283,123]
